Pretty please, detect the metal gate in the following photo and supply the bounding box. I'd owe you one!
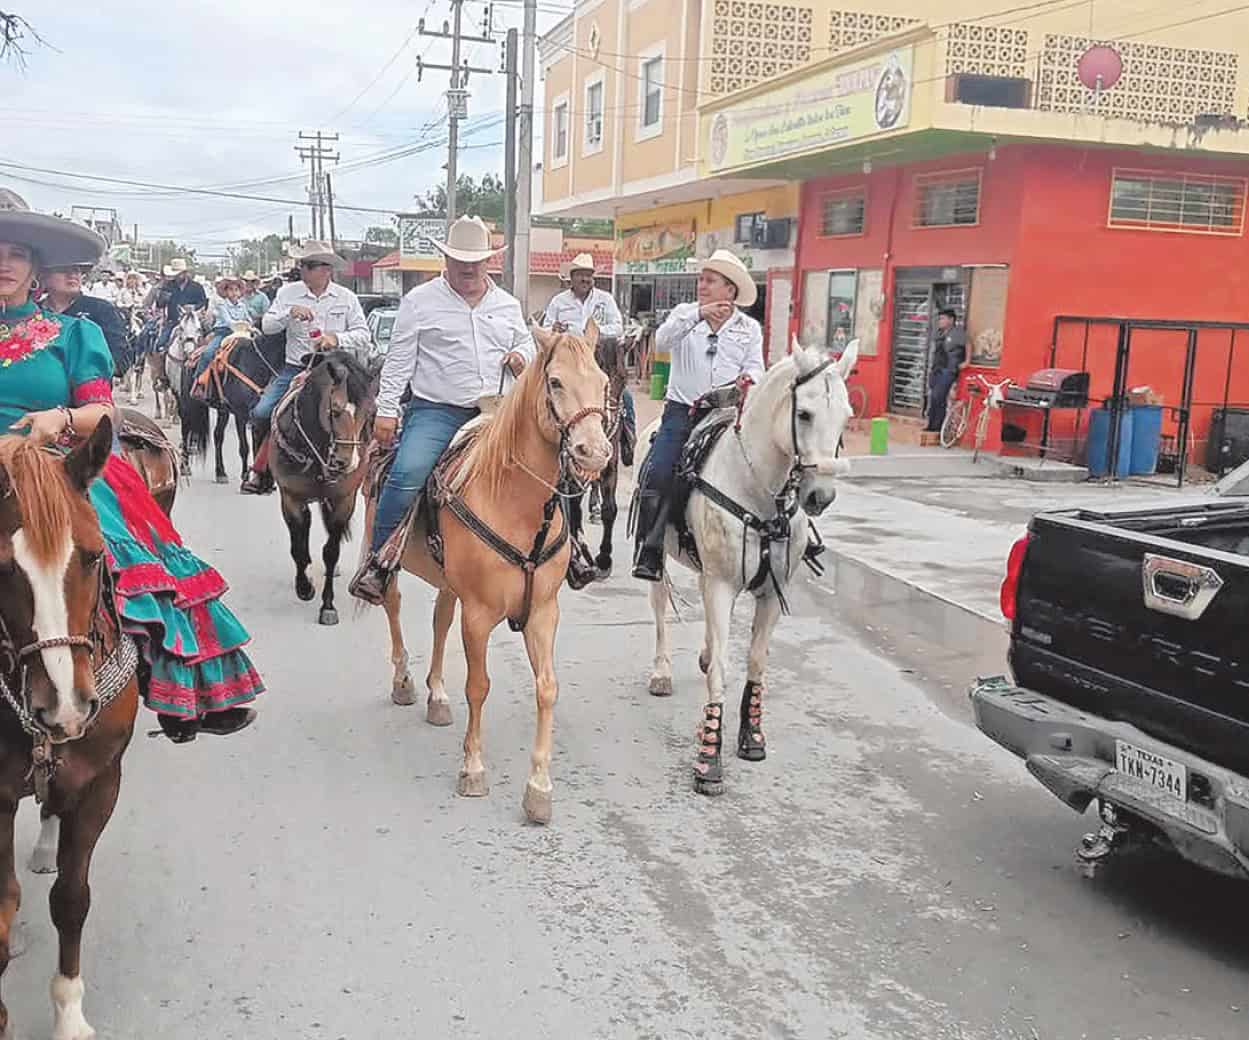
[889,279,966,416]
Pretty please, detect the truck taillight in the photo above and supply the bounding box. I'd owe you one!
[1000,534,1031,621]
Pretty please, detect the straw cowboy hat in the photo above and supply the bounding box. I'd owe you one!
[568,252,597,274]
[293,240,347,271]
[700,249,757,308]
[162,257,191,278]
[241,269,261,282]
[432,215,504,263]
[214,273,245,289]
[0,188,105,268]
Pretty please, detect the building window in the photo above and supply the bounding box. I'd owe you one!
[735,212,764,243]
[552,99,569,165]
[1109,169,1247,235]
[820,188,867,237]
[827,270,858,349]
[584,78,604,154]
[914,169,982,228]
[639,52,664,138]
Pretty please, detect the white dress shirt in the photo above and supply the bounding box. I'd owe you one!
[542,287,623,339]
[262,280,371,365]
[656,301,765,406]
[377,275,537,418]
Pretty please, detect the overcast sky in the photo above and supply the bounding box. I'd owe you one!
[0,0,562,258]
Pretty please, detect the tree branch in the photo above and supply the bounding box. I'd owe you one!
[1,11,53,71]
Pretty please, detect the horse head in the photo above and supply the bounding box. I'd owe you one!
[764,337,857,517]
[531,321,612,481]
[0,420,113,742]
[303,350,374,476]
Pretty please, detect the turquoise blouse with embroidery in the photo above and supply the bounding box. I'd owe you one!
[0,301,114,433]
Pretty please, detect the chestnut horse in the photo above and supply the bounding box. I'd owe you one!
[0,419,139,1040]
[366,325,611,823]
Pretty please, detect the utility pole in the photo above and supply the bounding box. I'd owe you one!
[514,0,537,315]
[296,131,339,240]
[418,2,495,234]
[326,173,338,252]
[502,27,518,292]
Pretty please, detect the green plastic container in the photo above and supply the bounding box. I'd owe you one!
[650,374,666,400]
[869,416,889,456]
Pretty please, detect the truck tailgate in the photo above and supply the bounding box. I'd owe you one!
[1012,509,1249,775]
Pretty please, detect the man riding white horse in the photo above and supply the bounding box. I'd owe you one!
[350,215,535,606]
[633,249,764,582]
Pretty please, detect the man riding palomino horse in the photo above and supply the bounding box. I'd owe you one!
[241,241,370,495]
[153,256,207,352]
[349,216,536,606]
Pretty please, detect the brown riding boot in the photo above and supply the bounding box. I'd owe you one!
[349,554,393,606]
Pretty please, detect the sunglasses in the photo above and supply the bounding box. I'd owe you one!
[299,260,331,270]
[706,332,719,358]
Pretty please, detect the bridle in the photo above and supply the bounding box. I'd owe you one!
[274,362,368,485]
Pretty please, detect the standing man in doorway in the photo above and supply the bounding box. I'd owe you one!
[925,307,967,434]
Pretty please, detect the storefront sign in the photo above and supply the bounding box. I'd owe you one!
[704,47,913,174]
[615,221,696,273]
[398,217,446,258]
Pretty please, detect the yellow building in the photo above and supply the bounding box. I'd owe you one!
[539,0,1249,358]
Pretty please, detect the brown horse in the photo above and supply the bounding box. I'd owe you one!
[271,351,377,626]
[0,419,139,1040]
[368,325,611,823]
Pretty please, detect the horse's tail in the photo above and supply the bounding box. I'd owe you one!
[180,368,211,462]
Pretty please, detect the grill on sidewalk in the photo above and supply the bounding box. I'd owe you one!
[1001,369,1091,458]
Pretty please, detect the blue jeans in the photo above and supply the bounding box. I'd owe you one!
[371,399,479,552]
[639,400,694,498]
[252,363,303,423]
[622,387,636,431]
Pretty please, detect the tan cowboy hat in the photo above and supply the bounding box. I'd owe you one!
[0,188,105,269]
[432,215,504,264]
[293,240,347,271]
[241,269,260,282]
[700,249,757,308]
[568,252,596,274]
[215,273,245,289]
[163,257,191,278]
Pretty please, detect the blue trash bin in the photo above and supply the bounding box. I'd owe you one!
[1088,405,1134,478]
[1128,404,1163,476]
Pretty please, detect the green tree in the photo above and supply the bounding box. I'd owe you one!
[233,234,285,276]
[416,174,506,223]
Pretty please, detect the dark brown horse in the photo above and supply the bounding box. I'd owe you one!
[0,419,139,1040]
[270,351,377,626]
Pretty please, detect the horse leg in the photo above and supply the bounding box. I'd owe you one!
[647,580,673,697]
[0,797,19,1039]
[49,762,122,1040]
[520,600,560,824]
[28,807,59,874]
[281,492,315,603]
[694,575,736,796]
[235,410,250,483]
[457,609,493,798]
[596,468,618,577]
[738,595,781,763]
[213,408,230,484]
[382,577,416,706]
[317,506,348,627]
[425,589,456,727]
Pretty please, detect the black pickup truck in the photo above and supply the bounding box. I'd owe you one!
[971,479,1249,879]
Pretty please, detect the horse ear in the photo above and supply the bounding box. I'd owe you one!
[583,317,599,349]
[532,322,556,352]
[64,415,112,492]
[790,334,801,356]
[834,338,860,380]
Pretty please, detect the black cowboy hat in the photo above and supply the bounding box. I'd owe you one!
[0,188,106,268]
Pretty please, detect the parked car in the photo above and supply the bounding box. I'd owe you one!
[971,464,1249,881]
[368,306,400,360]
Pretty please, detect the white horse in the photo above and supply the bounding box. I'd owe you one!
[160,305,202,426]
[644,339,858,795]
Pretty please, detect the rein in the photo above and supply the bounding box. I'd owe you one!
[272,366,368,485]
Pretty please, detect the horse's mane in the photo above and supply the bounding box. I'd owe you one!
[451,332,596,497]
[740,352,800,420]
[0,437,74,565]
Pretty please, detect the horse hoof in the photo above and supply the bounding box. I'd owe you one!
[426,699,453,727]
[27,848,57,875]
[296,581,315,602]
[737,745,767,763]
[214,474,230,485]
[694,775,725,797]
[594,563,612,582]
[699,650,711,675]
[457,770,489,798]
[318,608,339,626]
[648,675,673,697]
[391,674,416,706]
[522,781,552,824]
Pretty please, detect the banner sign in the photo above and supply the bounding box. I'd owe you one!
[615,221,696,274]
[704,47,913,174]
[398,217,446,258]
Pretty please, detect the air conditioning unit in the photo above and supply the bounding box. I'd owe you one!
[751,218,791,250]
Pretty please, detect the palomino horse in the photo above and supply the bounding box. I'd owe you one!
[181,327,283,487]
[270,351,376,626]
[367,325,611,823]
[0,419,139,1040]
[645,340,857,795]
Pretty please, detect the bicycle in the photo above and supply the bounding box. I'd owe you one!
[940,373,1014,461]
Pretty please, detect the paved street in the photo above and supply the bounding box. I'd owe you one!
[0,427,1245,1040]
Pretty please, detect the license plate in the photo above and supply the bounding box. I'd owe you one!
[1115,739,1187,801]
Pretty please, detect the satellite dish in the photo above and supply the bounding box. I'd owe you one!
[1077,45,1124,92]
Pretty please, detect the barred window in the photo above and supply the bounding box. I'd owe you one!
[1109,170,1246,235]
[914,170,981,228]
[820,188,867,237]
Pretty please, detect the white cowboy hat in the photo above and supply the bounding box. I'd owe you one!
[568,252,596,274]
[432,215,504,264]
[241,269,260,281]
[0,188,106,269]
[163,257,191,278]
[700,249,757,308]
[293,240,347,271]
